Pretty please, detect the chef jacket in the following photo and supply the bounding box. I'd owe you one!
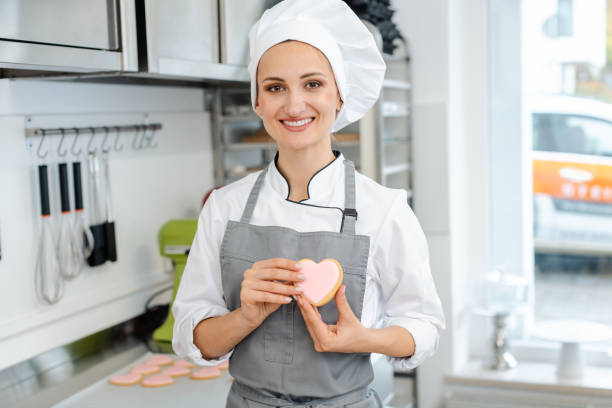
[172,151,446,372]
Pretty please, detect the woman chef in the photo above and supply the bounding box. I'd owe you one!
[172,0,446,406]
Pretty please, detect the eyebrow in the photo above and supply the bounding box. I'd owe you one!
[262,72,326,82]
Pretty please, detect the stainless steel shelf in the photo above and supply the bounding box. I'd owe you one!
[383,163,411,176]
[383,79,411,90]
[221,114,260,123]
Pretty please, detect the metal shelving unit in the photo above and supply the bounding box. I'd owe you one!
[359,24,413,206]
[380,51,412,200]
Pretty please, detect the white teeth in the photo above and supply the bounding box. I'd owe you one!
[282,118,313,127]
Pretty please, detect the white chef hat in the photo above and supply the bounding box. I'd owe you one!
[248,0,386,132]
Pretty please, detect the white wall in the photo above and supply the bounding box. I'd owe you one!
[0,79,213,370]
[392,1,491,407]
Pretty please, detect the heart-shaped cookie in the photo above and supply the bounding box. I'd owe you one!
[295,258,343,306]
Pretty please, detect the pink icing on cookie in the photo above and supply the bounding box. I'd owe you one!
[142,374,174,387]
[109,373,142,386]
[216,360,229,370]
[190,366,221,380]
[144,354,174,366]
[296,259,343,306]
[131,364,160,375]
[173,359,195,368]
[162,365,191,377]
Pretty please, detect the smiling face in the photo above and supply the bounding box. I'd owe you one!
[254,41,343,152]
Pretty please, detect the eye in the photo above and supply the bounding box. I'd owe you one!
[306,81,322,89]
[266,84,284,92]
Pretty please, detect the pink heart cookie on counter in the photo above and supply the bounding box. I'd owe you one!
[190,366,221,380]
[144,354,173,366]
[109,372,142,386]
[295,258,343,306]
[131,364,161,376]
[173,359,195,368]
[162,365,191,378]
[141,374,174,387]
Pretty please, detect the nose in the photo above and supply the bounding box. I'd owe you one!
[284,89,306,117]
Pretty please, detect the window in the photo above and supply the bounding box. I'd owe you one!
[489,0,612,364]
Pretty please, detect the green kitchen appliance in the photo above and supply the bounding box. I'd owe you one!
[153,219,198,345]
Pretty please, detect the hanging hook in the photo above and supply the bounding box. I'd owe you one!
[37,129,49,160]
[87,127,97,154]
[113,126,124,152]
[139,125,149,149]
[101,127,112,154]
[132,125,143,150]
[57,128,68,157]
[146,126,159,149]
[71,128,82,156]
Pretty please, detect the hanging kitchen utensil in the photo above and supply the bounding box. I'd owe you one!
[57,163,82,279]
[86,153,106,267]
[35,164,64,304]
[102,154,117,262]
[72,161,94,261]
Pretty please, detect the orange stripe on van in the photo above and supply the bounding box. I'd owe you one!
[533,158,612,203]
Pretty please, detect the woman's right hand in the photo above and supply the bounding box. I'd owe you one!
[239,257,304,329]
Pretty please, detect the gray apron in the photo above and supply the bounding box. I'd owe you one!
[219,159,382,407]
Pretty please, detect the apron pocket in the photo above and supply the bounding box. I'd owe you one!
[264,301,294,364]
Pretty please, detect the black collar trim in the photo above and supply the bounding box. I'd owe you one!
[274,150,341,202]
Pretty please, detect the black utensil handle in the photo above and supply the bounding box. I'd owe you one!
[58,163,70,213]
[104,221,117,262]
[73,162,84,211]
[87,224,106,267]
[38,165,50,217]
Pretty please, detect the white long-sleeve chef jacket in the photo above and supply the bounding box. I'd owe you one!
[172,151,446,371]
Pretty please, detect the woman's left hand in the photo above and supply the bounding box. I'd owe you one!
[295,285,369,354]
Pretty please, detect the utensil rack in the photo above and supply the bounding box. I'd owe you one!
[25,123,162,138]
[25,122,163,158]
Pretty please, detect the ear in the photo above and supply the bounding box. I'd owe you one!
[336,94,343,113]
[254,103,263,117]
[254,82,263,117]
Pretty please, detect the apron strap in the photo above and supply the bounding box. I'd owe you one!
[340,159,357,235]
[240,164,268,223]
[240,157,358,236]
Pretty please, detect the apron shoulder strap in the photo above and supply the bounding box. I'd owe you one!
[240,165,268,223]
[341,159,357,235]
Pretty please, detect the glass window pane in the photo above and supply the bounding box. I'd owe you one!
[524,0,612,349]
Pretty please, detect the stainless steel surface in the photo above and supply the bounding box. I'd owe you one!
[25,123,162,138]
[0,0,137,73]
[54,352,234,408]
[155,57,249,82]
[0,0,118,49]
[0,318,148,407]
[0,40,123,72]
[219,0,268,66]
[144,0,218,73]
[118,0,139,72]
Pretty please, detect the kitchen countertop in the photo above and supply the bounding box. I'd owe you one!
[53,352,233,407]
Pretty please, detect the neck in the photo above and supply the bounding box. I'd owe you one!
[276,142,336,202]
